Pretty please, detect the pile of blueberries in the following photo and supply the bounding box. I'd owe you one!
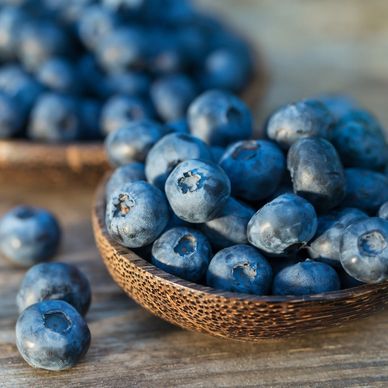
[105,90,388,296]
[0,206,92,371]
[0,0,253,142]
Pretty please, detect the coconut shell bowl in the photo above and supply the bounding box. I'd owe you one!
[92,177,388,342]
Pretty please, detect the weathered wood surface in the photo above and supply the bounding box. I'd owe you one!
[1,1,388,387]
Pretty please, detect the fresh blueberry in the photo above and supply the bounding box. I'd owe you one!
[151,74,196,122]
[200,197,255,249]
[102,0,159,20]
[101,94,154,135]
[272,260,340,296]
[17,262,91,316]
[104,71,151,98]
[165,159,231,223]
[165,119,189,134]
[266,100,333,149]
[206,244,272,295]
[0,206,61,268]
[307,208,368,268]
[37,58,81,95]
[331,112,387,170]
[0,6,26,60]
[0,92,24,138]
[188,90,253,147]
[80,99,102,140]
[379,202,388,220]
[106,162,146,197]
[0,65,43,115]
[77,54,106,98]
[105,119,165,166]
[247,193,317,256]
[106,181,169,248]
[145,132,212,190]
[219,140,286,202]
[209,146,225,163]
[287,137,346,212]
[18,21,71,71]
[201,47,252,93]
[337,267,365,289]
[78,4,118,51]
[151,227,212,283]
[342,168,388,213]
[16,300,90,371]
[28,93,82,143]
[340,217,388,284]
[317,94,358,122]
[97,27,149,73]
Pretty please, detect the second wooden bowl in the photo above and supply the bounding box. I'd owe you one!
[92,178,388,341]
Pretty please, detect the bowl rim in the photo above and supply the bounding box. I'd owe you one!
[95,175,388,305]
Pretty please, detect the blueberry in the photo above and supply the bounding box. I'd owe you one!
[247,193,317,256]
[206,244,272,295]
[165,159,231,223]
[77,54,106,98]
[28,93,82,143]
[17,262,91,316]
[78,4,118,51]
[201,47,252,93]
[219,140,286,202]
[145,132,212,190]
[0,6,26,60]
[151,74,196,122]
[317,94,358,122]
[37,58,80,95]
[188,90,253,147]
[0,92,24,138]
[342,168,388,213]
[0,206,61,268]
[379,202,388,220]
[18,21,71,71]
[101,95,154,135]
[105,119,165,166]
[272,260,340,296]
[287,137,346,212]
[331,113,387,170]
[337,267,365,289]
[0,65,43,115]
[266,100,333,149]
[104,71,151,98]
[209,146,225,163]
[106,162,146,196]
[307,208,368,268]
[151,227,212,283]
[340,217,388,284]
[16,300,90,371]
[165,119,189,134]
[106,181,169,248]
[200,197,255,249]
[97,27,149,73]
[80,99,102,140]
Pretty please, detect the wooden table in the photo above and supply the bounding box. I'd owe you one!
[1,1,388,386]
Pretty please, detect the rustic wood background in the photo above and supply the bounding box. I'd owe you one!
[1,1,388,387]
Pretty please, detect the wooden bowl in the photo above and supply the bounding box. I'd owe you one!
[92,177,388,341]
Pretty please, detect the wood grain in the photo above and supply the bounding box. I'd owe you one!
[1,0,388,386]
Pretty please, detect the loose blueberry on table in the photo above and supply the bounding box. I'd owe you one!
[104,90,388,299]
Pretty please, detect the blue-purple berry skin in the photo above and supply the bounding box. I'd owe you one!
[206,244,272,295]
[266,99,333,150]
[272,260,340,296]
[307,208,368,268]
[151,227,212,283]
[247,193,317,256]
[105,162,146,197]
[105,119,165,166]
[16,262,91,316]
[145,132,212,190]
[287,137,346,212]
[165,159,231,223]
[219,139,286,202]
[200,197,255,249]
[342,168,388,214]
[106,181,169,248]
[0,92,24,138]
[0,206,61,268]
[379,202,388,220]
[16,300,91,371]
[188,90,253,147]
[340,217,388,284]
